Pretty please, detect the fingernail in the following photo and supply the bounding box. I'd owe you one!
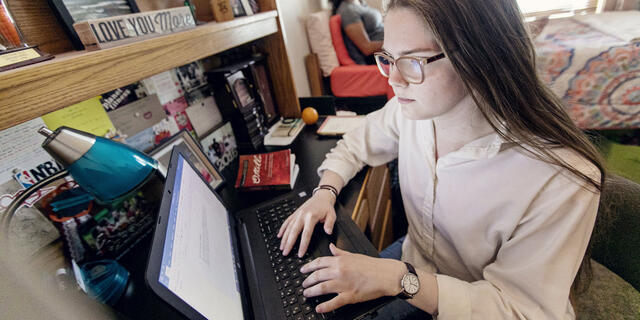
[316,306,322,313]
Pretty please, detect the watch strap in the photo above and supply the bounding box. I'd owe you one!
[404,262,416,275]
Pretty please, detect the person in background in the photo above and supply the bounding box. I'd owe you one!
[279,0,605,318]
[332,0,384,65]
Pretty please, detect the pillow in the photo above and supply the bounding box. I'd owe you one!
[305,11,340,77]
[573,260,640,319]
[329,15,356,66]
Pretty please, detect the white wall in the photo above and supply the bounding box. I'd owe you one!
[277,0,321,97]
[278,0,383,98]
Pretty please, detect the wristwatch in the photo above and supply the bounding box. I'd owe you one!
[398,262,420,299]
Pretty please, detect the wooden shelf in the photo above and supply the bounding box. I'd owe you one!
[0,11,284,131]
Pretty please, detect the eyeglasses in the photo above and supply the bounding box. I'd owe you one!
[374,52,446,84]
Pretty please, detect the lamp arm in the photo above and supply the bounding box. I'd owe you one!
[2,169,69,240]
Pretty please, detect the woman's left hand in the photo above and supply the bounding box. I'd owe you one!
[300,243,405,313]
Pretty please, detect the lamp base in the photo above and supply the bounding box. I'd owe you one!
[0,46,53,72]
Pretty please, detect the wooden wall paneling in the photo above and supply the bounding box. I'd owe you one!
[305,53,324,96]
[7,0,73,54]
[351,165,395,251]
[378,199,393,251]
[367,166,390,248]
[258,30,301,117]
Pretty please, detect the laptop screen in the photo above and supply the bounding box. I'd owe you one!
[159,154,244,319]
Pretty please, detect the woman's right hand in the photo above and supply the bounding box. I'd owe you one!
[278,189,337,258]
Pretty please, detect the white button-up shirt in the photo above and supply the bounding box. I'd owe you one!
[317,97,600,319]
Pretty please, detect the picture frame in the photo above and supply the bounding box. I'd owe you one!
[239,0,254,15]
[226,70,256,109]
[148,129,224,190]
[230,0,246,17]
[175,61,207,93]
[48,0,140,50]
[199,122,238,172]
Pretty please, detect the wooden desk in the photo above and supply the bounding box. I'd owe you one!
[111,119,368,319]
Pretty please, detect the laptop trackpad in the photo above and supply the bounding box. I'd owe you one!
[307,219,372,258]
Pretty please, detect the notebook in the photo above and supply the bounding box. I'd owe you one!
[146,145,392,319]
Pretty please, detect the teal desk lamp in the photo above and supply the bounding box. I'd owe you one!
[2,126,158,236]
[38,126,158,203]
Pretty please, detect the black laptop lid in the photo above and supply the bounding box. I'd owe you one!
[146,145,248,319]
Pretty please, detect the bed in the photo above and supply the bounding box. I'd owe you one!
[534,11,640,130]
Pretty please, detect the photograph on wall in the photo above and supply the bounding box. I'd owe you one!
[49,0,140,50]
[185,96,223,138]
[100,82,147,111]
[247,0,260,13]
[251,63,278,125]
[107,95,165,139]
[176,61,207,93]
[199,122,238,172]
[149,130,224,190]
[142,70,183,105]
[226,70,255,108]
[184,86,212,105]
[230,0,246,17]
[163,97,194,133]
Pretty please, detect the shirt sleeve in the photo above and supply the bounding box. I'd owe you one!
[435,167,600,319]
[317,98,401,184]
[337,4,362,27]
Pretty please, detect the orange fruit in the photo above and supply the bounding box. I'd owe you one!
[301,107,319,125]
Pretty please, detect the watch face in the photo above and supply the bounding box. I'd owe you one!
[402,274,420,295]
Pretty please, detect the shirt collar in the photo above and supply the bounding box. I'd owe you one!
[426,119,507,163]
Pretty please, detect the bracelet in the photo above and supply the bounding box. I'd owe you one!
[312,185,338,198]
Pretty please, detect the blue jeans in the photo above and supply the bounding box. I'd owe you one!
[372,236,432,319]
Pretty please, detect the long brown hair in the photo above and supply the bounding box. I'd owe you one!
[385,0,605,293]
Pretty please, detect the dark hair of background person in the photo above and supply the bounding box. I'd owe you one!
[331,0,346,14]
[385,0,607,296]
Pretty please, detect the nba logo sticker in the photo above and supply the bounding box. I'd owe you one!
[14,170,36,189]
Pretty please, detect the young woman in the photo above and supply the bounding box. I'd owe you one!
[332,0,384,64]
[278,0,604,318]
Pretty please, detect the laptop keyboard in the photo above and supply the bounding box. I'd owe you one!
[257,198,337,320]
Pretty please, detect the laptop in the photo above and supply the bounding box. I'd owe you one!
[146,145,392,319]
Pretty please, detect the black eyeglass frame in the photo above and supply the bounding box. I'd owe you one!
[373,52,447,84]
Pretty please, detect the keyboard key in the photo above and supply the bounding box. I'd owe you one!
[292,306,301,315]
[303,304,313,314]
[288,296,297,305]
